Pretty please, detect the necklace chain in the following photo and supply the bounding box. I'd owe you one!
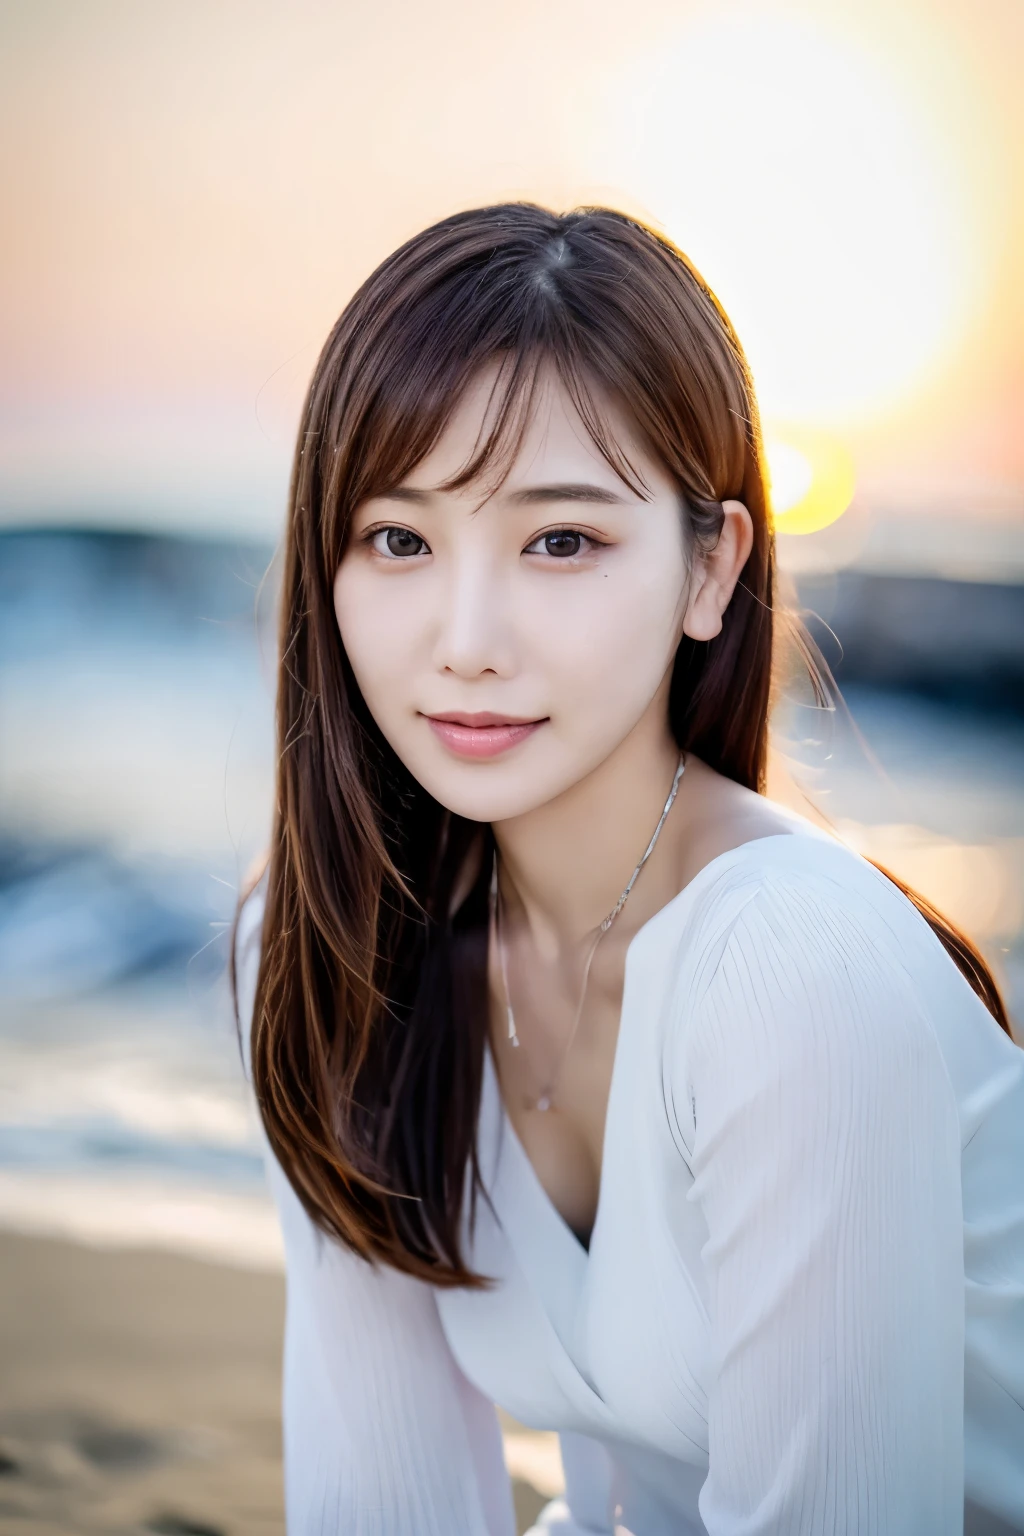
[490,752,686,1113]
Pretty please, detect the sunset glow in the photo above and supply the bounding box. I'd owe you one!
[0,1,1017,539]
[585,10,996,430]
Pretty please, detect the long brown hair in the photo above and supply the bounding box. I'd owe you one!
[237,203,1011,1288]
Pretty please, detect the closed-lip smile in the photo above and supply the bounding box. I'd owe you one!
[422,711,547,759]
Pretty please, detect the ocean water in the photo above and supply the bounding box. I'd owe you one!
[0,531,280,1266]
[1,530,1021,1268]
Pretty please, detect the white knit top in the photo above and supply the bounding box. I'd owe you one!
[237,820,1024,1536]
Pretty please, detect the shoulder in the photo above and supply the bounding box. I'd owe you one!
[234,867,269,1080]
[689,829,942,1017]
[643,822,922,993]
[691,836,920,1012]
[655,833,965,1161]
[235,866,268,967]
[654,828,956,1078]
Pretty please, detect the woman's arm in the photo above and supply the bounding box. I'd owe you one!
[269,1154,514,1536]
[521,1431,616,1534]
[236,889,515,1536]
[677,871,965,1535]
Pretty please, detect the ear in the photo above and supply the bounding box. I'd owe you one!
[681,500,755,642]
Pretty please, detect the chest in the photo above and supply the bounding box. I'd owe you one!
[437,1028,713,1467]
[489,934,629,1245]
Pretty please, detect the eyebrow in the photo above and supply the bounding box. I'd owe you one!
[507,483,631,506]
[376,486,432,503]
[375,482,631,506]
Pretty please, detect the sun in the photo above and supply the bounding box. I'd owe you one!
[765,431,855,535]
[580,9,988,430]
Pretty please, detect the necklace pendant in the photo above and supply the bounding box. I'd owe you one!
[507,1005,519,1046]
[535,1095,551,1112]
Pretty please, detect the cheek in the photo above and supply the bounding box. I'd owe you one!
[332,565,417,715]
[528,552,687,714]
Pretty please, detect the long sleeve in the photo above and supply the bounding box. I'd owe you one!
[523,1432,616,1534]
[235,890,515,1536]
[676,871,966,1535]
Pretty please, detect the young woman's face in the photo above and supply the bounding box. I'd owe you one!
[334,368,696,824]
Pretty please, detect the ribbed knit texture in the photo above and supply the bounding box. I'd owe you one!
[683,874,965,1534]
[238,828,1024,1535]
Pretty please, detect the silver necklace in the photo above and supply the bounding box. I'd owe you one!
[490,752,686,1112]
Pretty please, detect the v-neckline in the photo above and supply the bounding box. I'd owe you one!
[484,830,809,1262]
[485,1008,624,1262]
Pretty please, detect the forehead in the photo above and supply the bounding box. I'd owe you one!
[398,360,665,500]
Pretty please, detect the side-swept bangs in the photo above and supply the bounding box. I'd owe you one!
[310,206,762,591]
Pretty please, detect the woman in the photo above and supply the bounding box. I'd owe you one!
[235,204,1024,1535]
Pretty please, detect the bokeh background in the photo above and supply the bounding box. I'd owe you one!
[1,1,1022,1531]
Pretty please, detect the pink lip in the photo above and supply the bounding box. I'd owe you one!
[424,712,547,759]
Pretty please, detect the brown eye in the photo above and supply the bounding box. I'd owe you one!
[543,531,582,558]
[379,527,426,557]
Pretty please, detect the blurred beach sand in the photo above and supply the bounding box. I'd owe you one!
[0,1231,286,1535]
[0,1232,554,1536]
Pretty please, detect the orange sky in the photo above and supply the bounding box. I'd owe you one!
[0,0,1020,541]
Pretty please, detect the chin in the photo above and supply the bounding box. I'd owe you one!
[419,777,554,825]
[405,751,577,826]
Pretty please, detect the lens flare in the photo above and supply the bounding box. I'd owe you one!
[765,431,855,535]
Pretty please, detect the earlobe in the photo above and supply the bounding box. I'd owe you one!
[681,572,725,642]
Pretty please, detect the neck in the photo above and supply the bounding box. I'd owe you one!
[492,706,682,959]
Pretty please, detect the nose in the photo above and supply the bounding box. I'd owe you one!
[431,545,516,679]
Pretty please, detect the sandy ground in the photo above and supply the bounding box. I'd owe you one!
[0,1232,554,1536]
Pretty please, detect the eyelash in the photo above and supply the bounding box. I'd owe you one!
[523,528,604,560]
[364,526,429,559]
[361,525,606,561]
